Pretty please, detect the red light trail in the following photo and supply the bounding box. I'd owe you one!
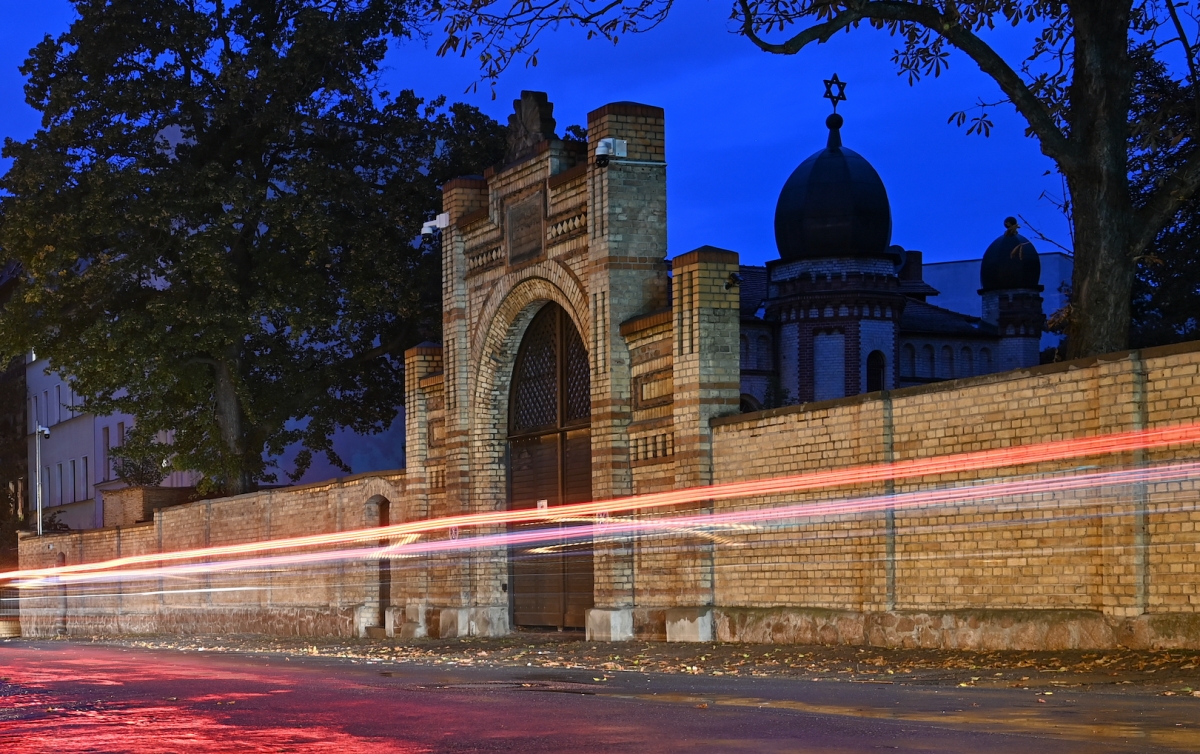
[13,458,1200,589]
[4,422,1197,585]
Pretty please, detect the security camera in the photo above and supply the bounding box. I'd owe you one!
[37,425,49,439]
[595,138,627,168]
[725,272,743,290]
[421,212,450,236]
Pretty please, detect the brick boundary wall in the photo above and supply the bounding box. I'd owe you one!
[17,472,404,639]
[13,341,1200,649]
[694,340,1200,650]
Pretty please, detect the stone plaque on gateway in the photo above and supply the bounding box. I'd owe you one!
[507,193,544,265]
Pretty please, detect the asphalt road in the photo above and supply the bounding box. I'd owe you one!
[2,641,1198,753]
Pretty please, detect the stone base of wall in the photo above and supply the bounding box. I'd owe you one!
[711,606,1200,651]
[19,605,359,639]
[18,601,1200,650]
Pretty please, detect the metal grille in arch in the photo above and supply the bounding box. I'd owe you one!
[509,303,590,434]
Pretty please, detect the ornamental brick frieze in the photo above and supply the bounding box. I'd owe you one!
[774,272,901,298]
[465,246,503,276]
[630,430,675,464]
[633,367,674,410]
[546,208,587,242]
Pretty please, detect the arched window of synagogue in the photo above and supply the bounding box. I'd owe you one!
[940,345,955,379]
[739,334,750,367]
[740,393,763,413]
[813,331,846,401]
[901,343,916,378]
[866,350,886,393]
[960,347,973,377]
[920,344,935,379]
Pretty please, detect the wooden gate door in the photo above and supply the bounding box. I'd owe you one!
[508,303,594,628]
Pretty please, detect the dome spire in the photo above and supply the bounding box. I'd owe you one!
[826,113,843,148]
[822,74,847,149]
[773,73,891,262]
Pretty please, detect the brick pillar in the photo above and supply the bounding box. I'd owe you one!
[403,343,443,505]
[439,176,510,635]
[585,102,669,500]
[660,247,740,640]
[584,102,669,639]
[439,177,488,521]
[671,247,742,488]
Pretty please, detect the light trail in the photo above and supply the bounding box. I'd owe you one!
[15,459,1200,589]
[4,422,1198,584]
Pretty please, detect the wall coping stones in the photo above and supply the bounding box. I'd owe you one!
[712,337,1200,429]
[619,307,671,337]
[672,246,739,268]
[587,102,664,120]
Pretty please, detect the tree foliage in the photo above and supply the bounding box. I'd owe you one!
[110,430,171,488]
[1129,46,1200,348]
[418,1,1200,357]
[0,359,24,566]
[0,0,506,495]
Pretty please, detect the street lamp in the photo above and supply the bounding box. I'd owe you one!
[34,424,49,536]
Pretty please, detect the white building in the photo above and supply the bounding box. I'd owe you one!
[25,356,196,530]
[25,354,405,531]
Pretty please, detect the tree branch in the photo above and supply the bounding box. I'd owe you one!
[738,0,1077,169]
[1132,146,1200,257]
[1165,0,1200,125]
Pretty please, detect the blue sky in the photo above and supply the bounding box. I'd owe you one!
[0,2,1073,269]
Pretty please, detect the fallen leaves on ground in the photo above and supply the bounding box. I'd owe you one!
[46,634,1200,697]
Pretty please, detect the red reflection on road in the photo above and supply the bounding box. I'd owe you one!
[0,645,421,753]
[8,421,1199,586]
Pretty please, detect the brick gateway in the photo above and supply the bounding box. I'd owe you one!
[16,93,1200,649]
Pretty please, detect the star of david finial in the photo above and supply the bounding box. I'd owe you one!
[823,73,847,112]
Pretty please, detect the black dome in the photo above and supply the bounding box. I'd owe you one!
[980,218,1041,291]
[774,114,892,261]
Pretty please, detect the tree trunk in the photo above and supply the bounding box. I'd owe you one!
[213,355,250,495]
[1065,3,1135,359]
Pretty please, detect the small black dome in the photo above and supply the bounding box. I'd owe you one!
[980,218,1041,291]
[774,114,892,261]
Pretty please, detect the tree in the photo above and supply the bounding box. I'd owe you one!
[0,1,506,495]
[421,0,1200,358]
[0,357,24,566]
[0,263,26,565]
[1129,46,1200,348]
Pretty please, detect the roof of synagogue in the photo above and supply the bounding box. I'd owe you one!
[980,217,1042,292]
[900,299,998,337]
[773,113,892,263]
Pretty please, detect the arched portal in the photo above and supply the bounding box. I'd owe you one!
[507,301,593,629]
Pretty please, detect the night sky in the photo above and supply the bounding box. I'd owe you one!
[0,2,1073,268]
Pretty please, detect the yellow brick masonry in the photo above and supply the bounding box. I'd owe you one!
[707,341,1200,648]
[18,471,403,638]
[16,89,1200,650]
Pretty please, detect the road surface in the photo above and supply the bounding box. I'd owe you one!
[2,641,1197,752]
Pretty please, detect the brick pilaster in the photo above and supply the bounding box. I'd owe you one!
[586,102,669,610]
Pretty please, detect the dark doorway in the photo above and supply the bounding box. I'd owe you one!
[377,498,391,627]
[507,302,593,629]
[866,350,886,393]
